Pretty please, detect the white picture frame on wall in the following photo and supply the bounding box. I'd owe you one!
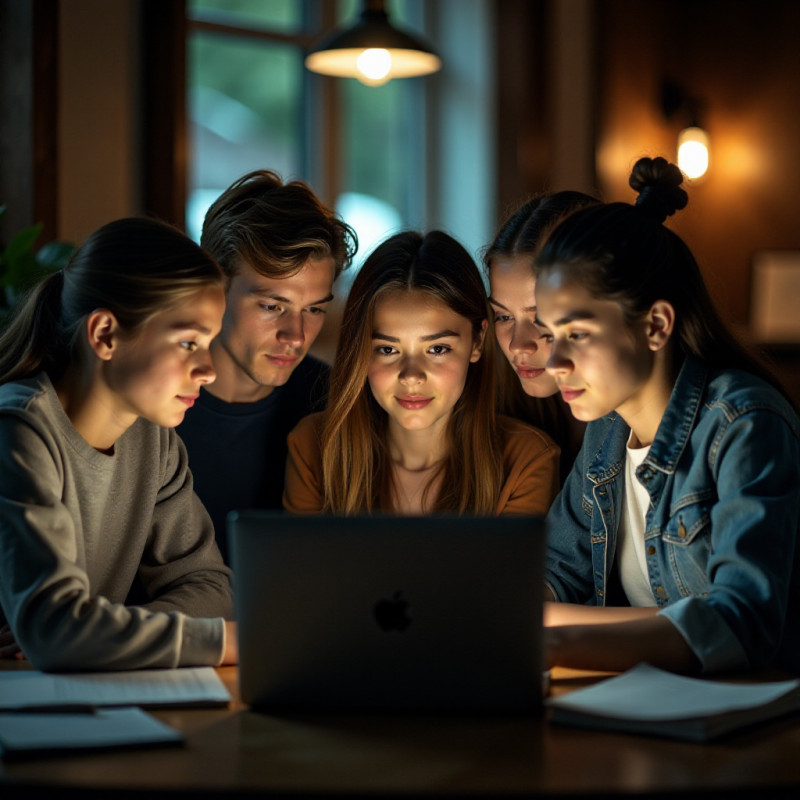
[750,251,800,344]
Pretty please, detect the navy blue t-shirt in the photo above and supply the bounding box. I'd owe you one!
[177,356,329,561]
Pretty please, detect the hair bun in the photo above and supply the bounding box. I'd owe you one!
[629,156,688,223]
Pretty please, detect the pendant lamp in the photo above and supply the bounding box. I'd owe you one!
[305,0,441,86]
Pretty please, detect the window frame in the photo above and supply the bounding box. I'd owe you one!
[142,0,340,227]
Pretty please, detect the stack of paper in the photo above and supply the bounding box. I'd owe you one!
[0,707,182,759]
[0,666,231,710]
[0,666,231,759]
[547,662,800,741]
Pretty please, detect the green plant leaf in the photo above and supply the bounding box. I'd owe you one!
[0,250,38,289]
[36,241,75,271]
[3,223,43,267]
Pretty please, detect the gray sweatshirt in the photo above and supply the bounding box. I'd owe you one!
[0,372,233,671]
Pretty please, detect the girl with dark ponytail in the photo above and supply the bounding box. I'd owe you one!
[0,217,237,671]
[538,157,800,675]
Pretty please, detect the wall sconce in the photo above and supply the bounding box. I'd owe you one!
[677,126,710,180]
[661,79,710,180]
[305,0,441,87]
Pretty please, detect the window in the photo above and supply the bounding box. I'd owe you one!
[186,0,426,269]
[186,0,311,241]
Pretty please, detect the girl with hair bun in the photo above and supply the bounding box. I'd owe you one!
[0,217,236,671]
[484,191,599,482]
[284,230,560,516]
[537,157,800,675]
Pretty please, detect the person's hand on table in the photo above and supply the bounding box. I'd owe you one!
[221,620,238,665]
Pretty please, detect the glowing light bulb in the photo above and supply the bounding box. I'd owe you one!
[356,48,392,85]
[677,126,710,179]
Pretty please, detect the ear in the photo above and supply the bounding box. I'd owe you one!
[85,309,121,361]
[470,319,489,363]
[644,300,675,351]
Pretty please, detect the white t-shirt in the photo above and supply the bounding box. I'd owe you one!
[616,434,657,607]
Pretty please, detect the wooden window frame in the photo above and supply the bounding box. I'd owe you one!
[141,0,339,229]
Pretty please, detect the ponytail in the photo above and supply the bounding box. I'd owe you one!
[0,270,69,385]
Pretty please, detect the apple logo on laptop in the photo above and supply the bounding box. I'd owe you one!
[373,590,411,632]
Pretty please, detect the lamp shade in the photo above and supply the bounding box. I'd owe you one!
[305,1,441,86]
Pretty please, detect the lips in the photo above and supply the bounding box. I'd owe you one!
[515,365,546,380]
[267,354,299,368]
[559,387,585,403]
[177,394,200,408]
[396,395,433,410]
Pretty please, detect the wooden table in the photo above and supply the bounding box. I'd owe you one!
[2,663,800,798]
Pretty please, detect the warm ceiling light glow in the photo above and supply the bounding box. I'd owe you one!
[305,0,441,86]
[356,48,392,85]
[678,126,710,179]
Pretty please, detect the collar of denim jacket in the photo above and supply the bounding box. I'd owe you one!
[645,356,707,475]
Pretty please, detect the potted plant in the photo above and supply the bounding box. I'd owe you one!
[0,205,75,320]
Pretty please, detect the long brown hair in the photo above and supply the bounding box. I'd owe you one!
[0,217,225,385]
[321,230,503,515]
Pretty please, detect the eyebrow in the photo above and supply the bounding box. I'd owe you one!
[169,322,214,335]
[488,295,537,313]
[372,329,462,342]
[249,289,334,305]
[534,309,597,328]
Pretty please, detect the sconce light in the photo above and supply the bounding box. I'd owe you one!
[661,79,710,180]
[305,0,441,87]
[677,126,710,180]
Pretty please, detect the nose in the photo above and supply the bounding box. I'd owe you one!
[398,354,426,386]
[277,311,305,348]
[192,350,217,385]
[509,319,541,355]
[545,338,571,375]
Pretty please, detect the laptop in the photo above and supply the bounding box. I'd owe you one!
[229,512,545,713]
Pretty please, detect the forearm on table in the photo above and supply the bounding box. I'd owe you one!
[545,614,700,673]
[544,599,660,626]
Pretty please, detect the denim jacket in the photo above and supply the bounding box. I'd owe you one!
[545,356,800,674]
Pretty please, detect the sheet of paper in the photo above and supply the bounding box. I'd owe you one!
[547,663,800,721]
[0,666,230,710]
[0,707,182,758]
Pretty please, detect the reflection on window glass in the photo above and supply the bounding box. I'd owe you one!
[187,32,302,240]
[189,0,302,33]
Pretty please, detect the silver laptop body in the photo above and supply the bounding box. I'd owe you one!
[230,512,545,713]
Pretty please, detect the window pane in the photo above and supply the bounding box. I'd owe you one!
[338,79,411,268]
[334,0,424,270]
[187,32,303,240]
[188,0,303,33]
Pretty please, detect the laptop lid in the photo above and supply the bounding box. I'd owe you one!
[230,512,545,713]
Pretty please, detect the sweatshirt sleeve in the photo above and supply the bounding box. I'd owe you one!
[136,428,233,620]
[283,414,325,514]
[0,414,226,672]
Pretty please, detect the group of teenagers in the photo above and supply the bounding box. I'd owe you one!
[1,156,799,681]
